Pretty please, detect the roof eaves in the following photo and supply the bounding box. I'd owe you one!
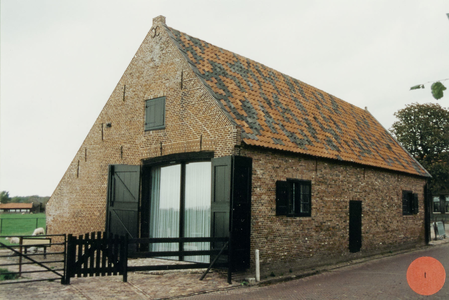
[362,109,430,178]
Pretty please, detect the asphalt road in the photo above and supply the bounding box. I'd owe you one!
[183,243,449,299]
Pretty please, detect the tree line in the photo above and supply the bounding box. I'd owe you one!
[390,103,449,196]
[0,191,50,211]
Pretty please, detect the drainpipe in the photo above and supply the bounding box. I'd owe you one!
[255,249,260,282]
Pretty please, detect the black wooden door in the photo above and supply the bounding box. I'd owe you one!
[211,156,252,270]
[106,165,140,242]
[349,200,362,253]
[230,156,252,270]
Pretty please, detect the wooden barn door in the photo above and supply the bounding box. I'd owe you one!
[349,200,362,253]
[106,165,140,245]
[211,156,252,271]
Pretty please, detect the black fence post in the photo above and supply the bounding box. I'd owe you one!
[64,234,74,285]
[227,234,232,284]
[122,234,128,282]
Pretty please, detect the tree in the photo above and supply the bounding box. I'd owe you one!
[410,80,447,100]
[390,103,449,194]
[0,191,10,204]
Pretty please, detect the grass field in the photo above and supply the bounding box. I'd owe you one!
[0,213,46,245]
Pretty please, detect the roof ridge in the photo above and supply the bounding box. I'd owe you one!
[161,22,429,177]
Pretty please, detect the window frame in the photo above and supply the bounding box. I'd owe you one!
[433,196,441,213]
[445,196,449,214]
[144,96,166,131]
[276,179,312,217]
[402,190,418,215]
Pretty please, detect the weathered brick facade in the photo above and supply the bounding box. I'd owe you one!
[47,16,429,274]
[239,145,426,273]
[47,16,239,237]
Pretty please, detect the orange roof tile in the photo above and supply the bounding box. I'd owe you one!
[165,26,429,177]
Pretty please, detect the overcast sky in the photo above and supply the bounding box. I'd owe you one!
[1,0,448,197]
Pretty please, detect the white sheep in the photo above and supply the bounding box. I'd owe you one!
[32,227,45,236]
[5,237,20,244]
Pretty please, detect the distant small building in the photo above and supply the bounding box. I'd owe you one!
[0,203,33,213]
[432,192,449,222]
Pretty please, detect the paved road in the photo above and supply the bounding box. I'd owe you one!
[183,243,449,299]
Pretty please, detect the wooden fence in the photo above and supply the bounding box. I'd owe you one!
[64,232,127,284]
[0,234,66,284]
[64,232,231,284]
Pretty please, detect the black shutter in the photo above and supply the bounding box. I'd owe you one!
[211,156,232,261]
[276,181,289,216]
[230,156,252,270]
[211,156,252,271]
[402,191,410,215]
[413,193,419,214]
[106,165,140,246]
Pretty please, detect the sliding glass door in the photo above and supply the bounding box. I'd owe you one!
[149,161,211,263]
[184,162,211,262]
[149,164,181,255]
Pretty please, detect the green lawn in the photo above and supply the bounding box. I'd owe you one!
[0,213,46,245]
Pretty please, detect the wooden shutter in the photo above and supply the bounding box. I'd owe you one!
[106,165,140,241]
[211,156,232,253]
[145,97,165,130]
[276,181,289,216]
[230,156,252,270]
[211,156,252,271]
[412,193,419,214]
[402,191,411,215]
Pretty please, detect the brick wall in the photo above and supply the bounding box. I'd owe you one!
[239,145,426,275]
[46,17,238,237]
[47,16,427,274]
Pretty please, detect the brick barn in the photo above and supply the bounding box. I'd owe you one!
[47,16,431,274]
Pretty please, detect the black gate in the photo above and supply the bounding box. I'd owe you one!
[349,200,362,253]
[0,234,66,284]
[64,232,127,284]
[64,232,232,284]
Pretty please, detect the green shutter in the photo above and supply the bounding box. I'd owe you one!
[106,164,141,253]
[276,181,289,215]
[145,97,165,130]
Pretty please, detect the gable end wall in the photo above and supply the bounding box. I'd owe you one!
[46,20,238,237]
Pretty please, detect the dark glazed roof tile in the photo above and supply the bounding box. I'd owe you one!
[165,25,429,177]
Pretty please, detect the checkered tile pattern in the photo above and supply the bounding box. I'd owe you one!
[165,26,428,177]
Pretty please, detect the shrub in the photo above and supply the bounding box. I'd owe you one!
[0,268,18,281]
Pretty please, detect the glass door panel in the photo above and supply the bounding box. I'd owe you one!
[149,164,181,258]
[184,161,211,263]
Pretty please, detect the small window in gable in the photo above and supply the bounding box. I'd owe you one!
[402,190,418,215]
[276,179,311,217]
[145,97,165,131]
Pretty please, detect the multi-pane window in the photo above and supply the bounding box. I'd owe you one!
[149,161,211,263]
[434,196,441,213]
[145,97,165,131]
[276,179,311,217]
[402,191,419,215]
